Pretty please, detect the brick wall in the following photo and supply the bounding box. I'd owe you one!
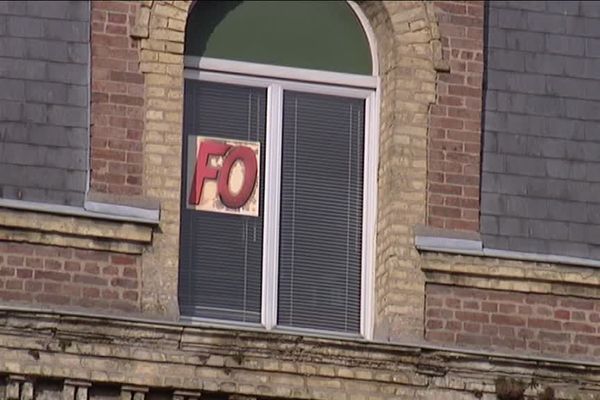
[426,283,600,359]
[90,1,144,196]
[427,1,484,231]
[0,241,140,312]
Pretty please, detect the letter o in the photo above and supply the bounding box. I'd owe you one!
[217,146,258,209]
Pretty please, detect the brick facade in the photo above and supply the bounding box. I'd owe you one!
[90,1,144,196]
[427,1,484,232]
[2,1,600,400]
[426,283,600,359]
[0,241,140,312]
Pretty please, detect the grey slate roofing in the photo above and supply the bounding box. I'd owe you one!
[0,1,89,206]
[481,1,600,259]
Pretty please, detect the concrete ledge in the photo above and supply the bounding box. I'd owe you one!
[416,225,600,298]
[414,224,600,269]
[414,225,482,254]
[0,198,159,225]
[0,206,153,254]
[84,192,160,223]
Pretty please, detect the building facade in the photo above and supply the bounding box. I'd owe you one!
[0,1,600,399]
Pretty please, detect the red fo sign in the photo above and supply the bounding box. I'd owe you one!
[187,136,260,216]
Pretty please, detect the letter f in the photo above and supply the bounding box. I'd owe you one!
[188,140,231,205]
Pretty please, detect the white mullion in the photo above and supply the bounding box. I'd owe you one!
[261,84,284,330]
[361,89,379,340]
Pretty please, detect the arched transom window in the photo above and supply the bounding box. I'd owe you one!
[179,0,378,338]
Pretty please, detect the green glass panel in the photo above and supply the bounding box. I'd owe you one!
[185,1,372,75]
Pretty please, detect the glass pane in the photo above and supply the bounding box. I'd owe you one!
[278,90,364,333]
[186,1,372,75]
[179,80,266,323]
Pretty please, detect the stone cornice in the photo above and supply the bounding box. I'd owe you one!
[1,307,600,396]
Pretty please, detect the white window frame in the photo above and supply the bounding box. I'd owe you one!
[182,55,379,340]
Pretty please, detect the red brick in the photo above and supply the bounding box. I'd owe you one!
[491,337,526,350]
[463,300,479,310]
[464,322,481,333]
[44,282,61,293]
[84,263,101,275]
[74,250,110,262]
[44,259,62,271]
[455,311,489,323]
[16,269,32,279]
[94,1,129,13]
[427,308,453,319]
[446,320,462,331]
[122,267,138,279]
[24,281,42,292]
[517,328,535,340]
[64,261,81,272]
[102,289,119,300]
[93,33,129,49]
[572,311,586,321]
[34,270,69,282]
[555,309,570,320]
[0,267,15,276]
[536,306,553,317]
[122,290,139,302]
[563,322,595,334]
[427,331,455,343]
[427,319,444,330]
[560,298,594,311]
[83,287,101,298]
[106,24,127,35]
[6,280,23,290]
[525,294,557,306]
[538,331,569,343]
[528,318,562,331]
[63,284,81,298]
[568,345,588,355]
[518,305,533,315]
[482,324,498,336]
[110,277,137,289]
[456,333,491,347]
[0,291,32,301]
[73,274,108,286]
[7,256,23,266]
[491,315,525,327]
[35,294,70,305]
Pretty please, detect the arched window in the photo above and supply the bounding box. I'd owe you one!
[179,1,378,337]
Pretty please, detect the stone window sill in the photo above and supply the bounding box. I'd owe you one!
[414,224,600,269]
[415,224,600,298]
[0,197,156,254]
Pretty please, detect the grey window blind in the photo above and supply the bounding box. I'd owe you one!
[179,80,266,323]
[278,91,364,334]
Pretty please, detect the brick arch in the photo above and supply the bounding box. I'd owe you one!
[133,0,443,343]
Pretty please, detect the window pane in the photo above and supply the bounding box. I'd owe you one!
[278,91,364,334]
[179,80,266,323]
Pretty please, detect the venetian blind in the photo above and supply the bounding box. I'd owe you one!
[179,80,266,323]
[277,90,364,334]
